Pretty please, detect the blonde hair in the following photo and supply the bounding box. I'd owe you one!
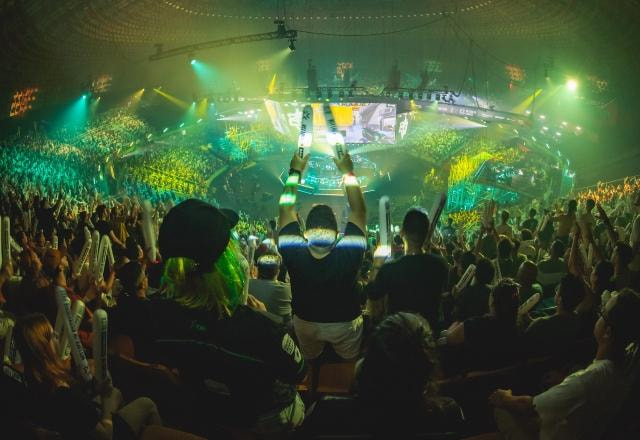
[161,241,245,319]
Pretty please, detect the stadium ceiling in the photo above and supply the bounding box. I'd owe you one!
[0,0,638,88]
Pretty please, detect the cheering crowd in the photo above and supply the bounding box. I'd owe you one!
[0,134,639,440]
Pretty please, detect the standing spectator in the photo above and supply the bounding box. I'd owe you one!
[495,210,514,239]
[552,199,578,246]
[278,151,367,361]
[521,208,538,233]
[452,257,495,321]
[366,208,448,329]
[537,240,568,298]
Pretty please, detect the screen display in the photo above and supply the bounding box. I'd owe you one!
[264,101,397,144]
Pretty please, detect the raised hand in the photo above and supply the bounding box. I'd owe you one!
[333,152,354,175]
[289,151,309,174]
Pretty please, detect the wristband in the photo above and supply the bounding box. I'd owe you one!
[285,172,300,186]
[343,172,358,187]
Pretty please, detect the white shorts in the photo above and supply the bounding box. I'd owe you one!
[292,315,363,360]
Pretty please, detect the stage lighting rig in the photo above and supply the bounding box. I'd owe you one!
[150,21,298,61]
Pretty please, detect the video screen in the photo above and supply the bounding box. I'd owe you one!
[264,101,397,144]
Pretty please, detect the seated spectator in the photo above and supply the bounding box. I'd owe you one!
[144,199,307,435]
[445,278,521,370]
[524,273,585,355]
[537,239,568,298]
[366,208,448,329]
[516,260,543,304]
[248,253,292,326]
[355,312,462,436]
[521,208,538,232]
[490,289,640,440]
[108,261,152,345]
[452,257,495,321]
[14,313,162,439]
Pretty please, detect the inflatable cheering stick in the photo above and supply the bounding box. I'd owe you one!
[92,309,109,385]
[141,200,157,263]
[59,300,86,360]
[55,287,93,383]
[88,230,100,278]
[455,264,476,292]
[323,103,347,160]
[375,196,392,258]
[74,228,93,277]
[297,105,313,159]
[1,216,10,267]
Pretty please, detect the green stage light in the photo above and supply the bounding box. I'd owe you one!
[566,79,578,92]
[191,59,196,65]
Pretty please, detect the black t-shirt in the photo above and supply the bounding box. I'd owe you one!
[367,253,448,327]
[522,218,538,232]
[454,283,491,321]
[278,221,366,323]
[134,300,306,416]
[95,219,113,237]
[462,315,519,370]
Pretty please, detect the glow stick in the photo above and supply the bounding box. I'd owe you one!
[375,196,391,258]
[519,292,541,315]
[88,230,100,277]
[60,300,85,360]
[1,216,10,267]
[297,105,313,159]
[95,235,112,281]
[323,103,347,160]
[54,287,92,383]
[92,309,109,385]
[455,264,476,292]
[141,200,157,263]
[74,232,93,277]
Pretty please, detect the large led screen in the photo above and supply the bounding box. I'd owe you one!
[264,101,397,144]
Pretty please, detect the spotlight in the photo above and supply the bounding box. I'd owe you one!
[288,39,296,52]
[190,59,196,65]
[566,78,578,92]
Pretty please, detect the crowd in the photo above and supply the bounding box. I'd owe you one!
[122,144,222,200]
[0,129,640,440]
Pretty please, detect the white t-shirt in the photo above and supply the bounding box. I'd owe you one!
[533,359,632,440]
